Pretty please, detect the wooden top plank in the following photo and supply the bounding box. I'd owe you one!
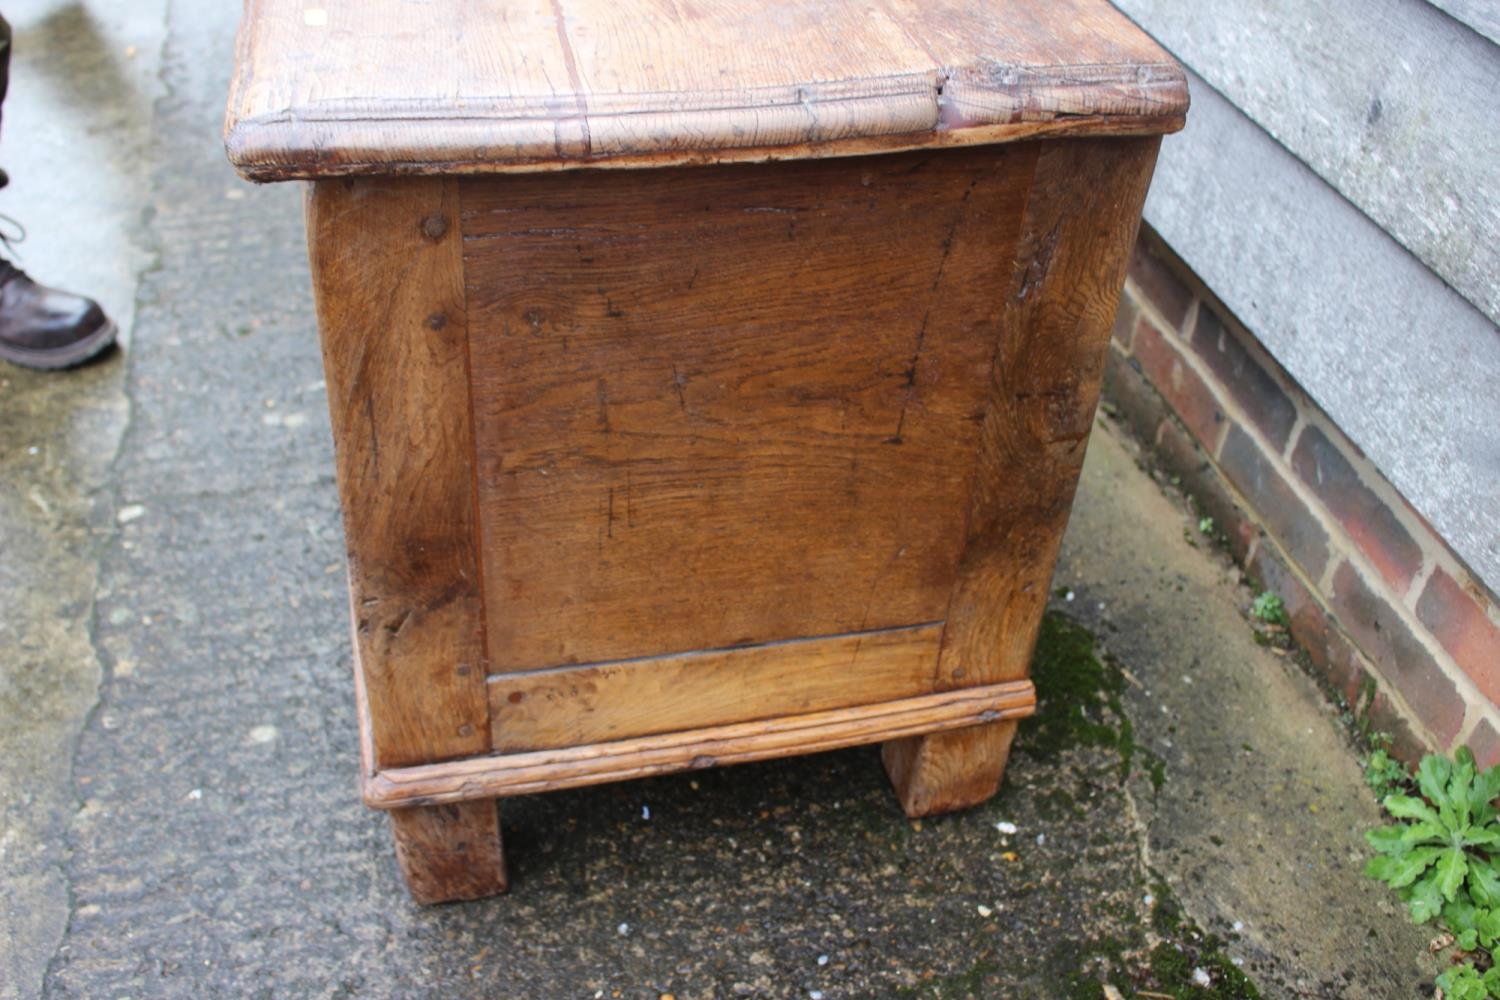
[224,0,1186,179]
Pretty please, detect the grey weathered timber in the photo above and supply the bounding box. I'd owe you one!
[1426,0,1500,46]
[1143,72,1500,591]
[1114,0,1500,326]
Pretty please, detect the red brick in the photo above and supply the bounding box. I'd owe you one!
[1127,236,1194,330]
[1366,689,1437,766]
[1324,638,1376,716]
[1217,424,1329,579]
[1189,309,1298,449]
[1130,319,1224,450]
[1155,417,1258,563]
[1101,344,1165,448]
[1418,568,1500,707]
[1112,293,1140,351]
[1330,560,1465,744]
[1290,425,1422,592]
[1467,719,1500,770]
[1247,542,1364,701]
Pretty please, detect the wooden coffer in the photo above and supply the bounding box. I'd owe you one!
[224,0,1187,901]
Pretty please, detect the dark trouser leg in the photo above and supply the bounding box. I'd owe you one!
[1,14,10,188]
[0,13,9,108]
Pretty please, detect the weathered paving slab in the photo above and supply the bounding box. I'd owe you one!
[0,2,162,997]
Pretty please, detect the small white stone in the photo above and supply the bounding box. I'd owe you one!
[994,821,1018,835]
[1035,834,1046,846]
[810,992,824,1000]
[1143,894,1155,906]
[817,955,829,967]
[976,905,992,917]
[281,412,308,429]
[1192,967,1211,987]
[1065,590,1075,601]
[186,788,203,801]
[248,725,278,744]
[617,923,629,936]
[26,445,38,455]
[116,504,146,525]
[1232,920,1244,932]
[642,805,651,820]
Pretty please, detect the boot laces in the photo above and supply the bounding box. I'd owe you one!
[0,212,27,284]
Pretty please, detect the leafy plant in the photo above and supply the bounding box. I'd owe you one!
[1198,516,1215,534]
[1366,735,1414,802]
[1440,963,1500,1000]
[1366,748,1500,995]
[1249,591,1288,627]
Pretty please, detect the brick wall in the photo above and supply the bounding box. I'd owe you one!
[1104,229,1500,765]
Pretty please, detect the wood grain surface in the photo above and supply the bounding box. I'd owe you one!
[389,802,508,903]
[307,178,491,770]
[366,681,1036,808]
[488,624,944,753]
[225,0,1186,179]
[461,147,1034,671]
[884,136,1162,816]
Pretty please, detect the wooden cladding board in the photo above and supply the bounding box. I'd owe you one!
[460,146,1037,672]
[489,623,943,753]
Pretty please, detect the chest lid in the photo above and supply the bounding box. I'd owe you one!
[225,0,1187,181]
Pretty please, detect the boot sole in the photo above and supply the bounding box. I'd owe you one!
[0,318,119,370]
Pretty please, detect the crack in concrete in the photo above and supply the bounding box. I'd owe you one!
[0,1,170,996]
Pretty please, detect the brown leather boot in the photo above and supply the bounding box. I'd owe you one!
[0,259,117,369]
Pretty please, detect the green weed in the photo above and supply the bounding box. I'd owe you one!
[1366,747,1500,996]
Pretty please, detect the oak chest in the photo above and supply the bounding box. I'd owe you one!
[225,0,1186,902]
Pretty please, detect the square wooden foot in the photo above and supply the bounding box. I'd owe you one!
[389,800,508,904]
[881,720,1018,818]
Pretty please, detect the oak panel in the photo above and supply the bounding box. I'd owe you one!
[883,136,1163,815]
[307,178,491,769]
[488,623,944,753]
[462,146,1036,671]
[224,0,1186,179]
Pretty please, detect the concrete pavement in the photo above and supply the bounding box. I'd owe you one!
[0,2,1436,996]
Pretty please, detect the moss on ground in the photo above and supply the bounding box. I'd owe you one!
[1020,612,1165,793]
[893,959,1000,998]
[1023,614,1261,999]
[1139,879,1260,999]
[1054,878,1261,1000]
